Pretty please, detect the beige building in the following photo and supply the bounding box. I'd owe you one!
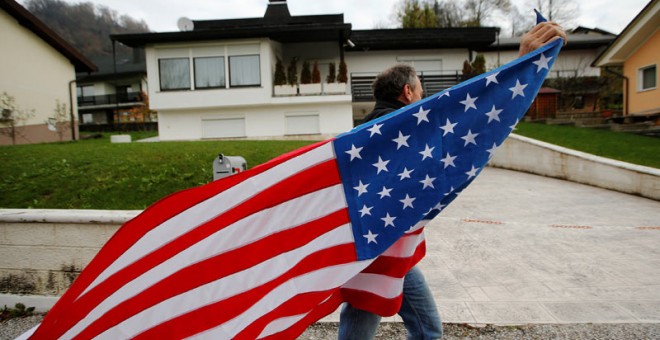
[593,0,659,118]
[0,0,95,145]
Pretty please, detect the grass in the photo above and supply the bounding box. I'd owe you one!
[0,132,317,210]
[1,125,658,210]
[514,122,660,168]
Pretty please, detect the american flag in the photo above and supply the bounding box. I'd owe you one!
[25,38,561,339]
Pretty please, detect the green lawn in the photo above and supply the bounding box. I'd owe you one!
[514,122,660,169]
[1,125,658,210]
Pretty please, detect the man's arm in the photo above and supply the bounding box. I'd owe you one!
[518,22,567,56]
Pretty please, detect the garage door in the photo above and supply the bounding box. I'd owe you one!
[202,118,246,138]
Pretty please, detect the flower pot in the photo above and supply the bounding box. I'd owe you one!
[274,85,298,96]
[299,83,322,95]
[324,82,347,94]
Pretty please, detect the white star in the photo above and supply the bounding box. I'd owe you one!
[372,156,390,174]
[420,175,436,189]
[398,167,414,180]
[434,202,446,211]
[437,91,450,99]
[345,144,363,161]
[510,118,520,130]
[419,144,435,160]
[439,118,458,136]
[353,180,369,196]
[364,230,378,244]
[485,71,499,86]
[412,106,431,125]
[392,131,410,150]
[459,93,478,112]
[367,123,383,137]
[461,129,479,146]
[378,186,393,198]
[381,213,396,227]
[486,142,499,159]
[441,153,457,168]
[359,204,373,217]
[509,79,528,99]
[466,165,479,179]
[400,194,416,209]
[532,53,553,72]
[485,105,503,123]
[444,186,455,196]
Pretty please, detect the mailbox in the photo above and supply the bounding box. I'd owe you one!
[213,154,247,181]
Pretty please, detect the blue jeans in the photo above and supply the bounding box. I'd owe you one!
[338,266,442,339]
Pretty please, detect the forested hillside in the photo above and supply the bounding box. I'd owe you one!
[23,0,149,60]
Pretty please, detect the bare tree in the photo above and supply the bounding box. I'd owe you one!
[464,0,512,27]
[433,0,466,27]
[531,0,578,27]
[50,100,69,141]
[0,92,36,145]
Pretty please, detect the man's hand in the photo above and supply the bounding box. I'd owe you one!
[518,21,567,56]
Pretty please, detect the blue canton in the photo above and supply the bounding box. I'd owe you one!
[333,39,563,260]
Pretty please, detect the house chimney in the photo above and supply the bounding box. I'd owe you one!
[264,0,290,23]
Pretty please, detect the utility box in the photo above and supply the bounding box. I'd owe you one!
[213,154,247,181]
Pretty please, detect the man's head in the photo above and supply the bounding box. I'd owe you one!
[372,64,423,105]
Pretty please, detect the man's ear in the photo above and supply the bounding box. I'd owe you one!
[402,84,413,103]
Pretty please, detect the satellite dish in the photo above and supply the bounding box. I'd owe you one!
[177,17,194,32]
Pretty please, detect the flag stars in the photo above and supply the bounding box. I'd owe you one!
[437,91,450,99]
[484,105,503,123]
[345,144,363,161]
[420,175,436,189]
[509,79,528,99]
[354,180,369,196]
[460,93,478,111]
[485,71,499,86]
[440,118,458,136]
[359,204,373,217]
[392,131,410,149]
[378,186,393,199]
[398,167,414,180]
[372,156,390,174]
[441,153,457,168]
[419,144,435,160]
[486,142,499,159]
[381,213,396,227]
[367,123,383,137]
[412,106,431,125]
[400,194,416,209]
[533,53,553,72]
[461,129,479,146]
[364,230,378,244]
[466,165,479,180]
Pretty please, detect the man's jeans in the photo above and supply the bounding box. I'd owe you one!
[338,266,442,339]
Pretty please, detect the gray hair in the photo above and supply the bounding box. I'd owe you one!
[371,64,418,101]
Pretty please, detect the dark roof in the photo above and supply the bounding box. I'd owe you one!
[571,26,615,36]
[346,27,500,51]
[0,0,96,72]
[76,54,146,82]
[112,1,351,47]
[477,33,616,52]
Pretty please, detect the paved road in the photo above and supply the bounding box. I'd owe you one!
[323,166,660,325]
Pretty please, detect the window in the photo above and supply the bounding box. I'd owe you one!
[195,57,225,89]
[639,65,656,91]
[159,58,190,91]
[229,55,260,87]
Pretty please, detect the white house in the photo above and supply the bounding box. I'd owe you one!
[0,0,95,145]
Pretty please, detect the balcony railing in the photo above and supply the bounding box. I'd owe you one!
[350,70,462,102]
[78,92,143,107]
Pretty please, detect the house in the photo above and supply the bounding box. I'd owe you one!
[0,0,95,145]
[76,50,153,131]
[112,0,499,140]
[593,0,660,120]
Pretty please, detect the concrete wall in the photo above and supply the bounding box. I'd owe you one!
[1,135,658,310]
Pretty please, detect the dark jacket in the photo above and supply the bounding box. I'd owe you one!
[362,99,407,124]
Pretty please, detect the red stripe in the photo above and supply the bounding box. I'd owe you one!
[361,238,426,277]
[32,140,332,340]
[74,210,351,339]
[131,244,358,339]
[43,157,342,339]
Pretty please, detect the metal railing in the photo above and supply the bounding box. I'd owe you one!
[77,92,143,107]
[350,70,462,102]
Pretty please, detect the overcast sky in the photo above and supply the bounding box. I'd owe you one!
[37,0,650,35]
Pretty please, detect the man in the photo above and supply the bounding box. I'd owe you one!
[338,21,567,340]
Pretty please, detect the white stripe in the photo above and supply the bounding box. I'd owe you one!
[257,313,308,339]
[341,273,403,299]
[94,224,359,339]
[188,261,372,339]
[381,229,425,257]
[63,184,347,339]
[82,142,335,297]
